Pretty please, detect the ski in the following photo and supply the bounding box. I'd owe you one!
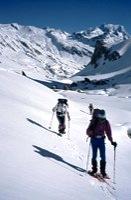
[87,171,106,181]
[57,133,63,137]
[48,127,67,137]
[46,127,63,137]
[87,171,116,190]
[57,133,67,137]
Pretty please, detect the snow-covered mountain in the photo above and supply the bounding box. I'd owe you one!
[72,24,129,47]
[71,37,131,92]
[0,23,129,79]
[0,23,93,79]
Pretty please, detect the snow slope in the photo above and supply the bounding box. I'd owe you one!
[0,69,131,200]
[0,23,93,79]
[0,69,104,200]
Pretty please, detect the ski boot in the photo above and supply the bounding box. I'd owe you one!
[100,160,108,178]
[88,160,97,176]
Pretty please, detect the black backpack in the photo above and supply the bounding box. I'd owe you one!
[92,109,101,118]
[89,109,106,131]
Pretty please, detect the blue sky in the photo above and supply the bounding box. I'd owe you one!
[0,0,131,33]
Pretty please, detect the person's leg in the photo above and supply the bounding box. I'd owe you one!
[57,115,62,132]
[99,138,106,176]
[57,116,66,133]
[60,116,66,133]
[90,138,98,174]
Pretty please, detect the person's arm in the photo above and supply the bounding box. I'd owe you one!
[86,121,93,137]
[66,106,71,120]
[52,105,57,112]
[67,111,71,120]
[86,128,93,137]
[105,120,117,147]
[105,120,113,142]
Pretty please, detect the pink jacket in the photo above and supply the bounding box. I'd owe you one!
[86,119,113,142]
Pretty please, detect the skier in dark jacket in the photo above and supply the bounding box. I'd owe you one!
[86,109,117,177]
[52,99,70,134]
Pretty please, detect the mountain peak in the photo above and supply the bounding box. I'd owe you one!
[72,23,130,47]
[99,23,129,36]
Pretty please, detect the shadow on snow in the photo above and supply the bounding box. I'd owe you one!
[28,118,86,174]
[26,118,58,135]
[33,145,86,174]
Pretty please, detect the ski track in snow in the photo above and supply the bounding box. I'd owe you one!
[83,172,118,200]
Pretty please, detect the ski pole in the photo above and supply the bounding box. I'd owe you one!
[86,138,91,172]
[113,146,116,184]
[49,112,54,129]
[80,110,89,115]
[67,119,70,139]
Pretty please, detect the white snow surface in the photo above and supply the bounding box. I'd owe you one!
[0,69,131,200]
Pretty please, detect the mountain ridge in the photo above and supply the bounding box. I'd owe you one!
[0,23,130,79]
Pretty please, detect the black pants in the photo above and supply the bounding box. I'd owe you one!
[56,113,66,133]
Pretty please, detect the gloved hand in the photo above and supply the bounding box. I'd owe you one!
[111,141,117,148]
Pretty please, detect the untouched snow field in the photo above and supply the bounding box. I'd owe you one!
[0,70,131,200]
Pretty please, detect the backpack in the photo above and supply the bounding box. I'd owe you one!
[87,109,106,136]
[92,109,101,119]
[56,99,68,116]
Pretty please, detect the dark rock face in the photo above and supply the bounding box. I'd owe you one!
[90,40,121,68]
